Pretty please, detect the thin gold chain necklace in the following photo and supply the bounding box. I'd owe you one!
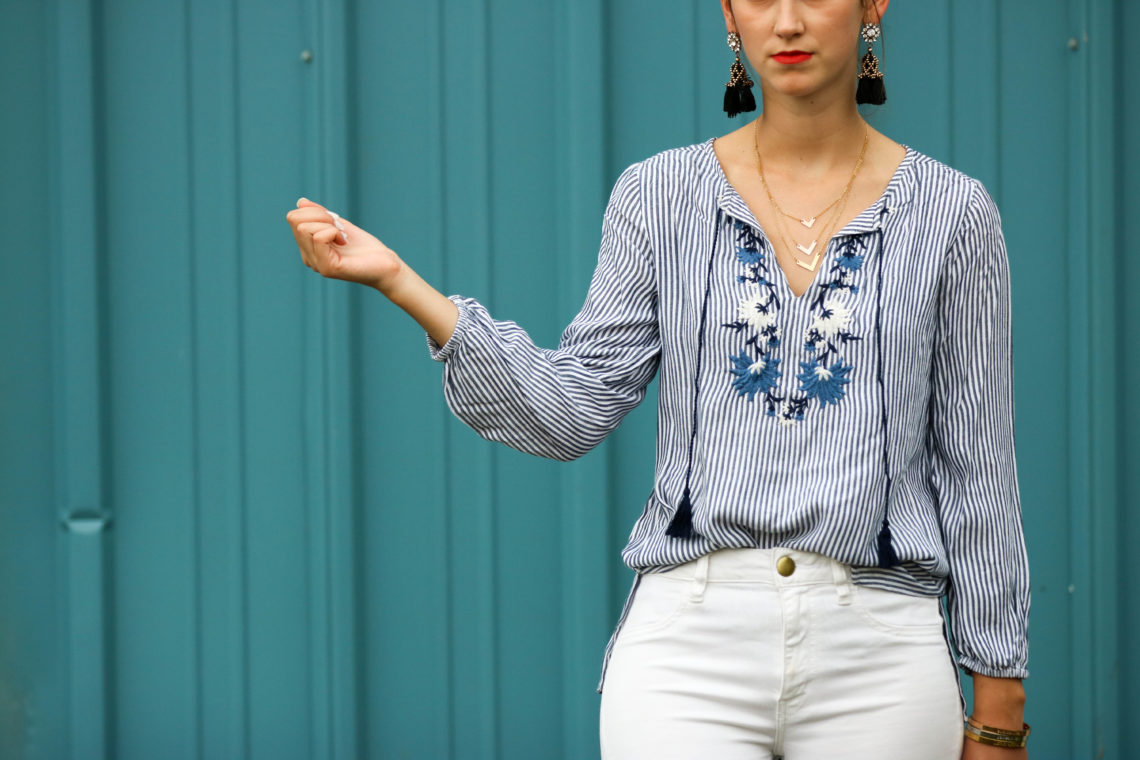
[753,121,869,229]
[754,123,870,272]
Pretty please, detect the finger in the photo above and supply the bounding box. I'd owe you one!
[290,222,314,266]
[296,197,324,210]
[287,207,340,226]
[296,221,339,237]
[313,226,341,247]
[290,221,324,270]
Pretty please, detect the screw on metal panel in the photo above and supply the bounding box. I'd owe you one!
[1067,37,1079,51]
[301,49,314,63]
[61,510,112,534]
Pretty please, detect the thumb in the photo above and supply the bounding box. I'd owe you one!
[296,196,323,209]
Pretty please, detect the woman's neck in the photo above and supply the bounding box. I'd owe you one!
[752,95,869,177]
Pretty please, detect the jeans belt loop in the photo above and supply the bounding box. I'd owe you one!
[831,560,853,606]
[690,553,710,602]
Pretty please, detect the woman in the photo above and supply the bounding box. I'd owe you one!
[286,1,1031,757]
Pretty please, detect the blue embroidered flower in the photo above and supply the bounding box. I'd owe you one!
[836,239,864,271]
[736,246,763,266]
[797,359,853,406]
[730,353,782,401]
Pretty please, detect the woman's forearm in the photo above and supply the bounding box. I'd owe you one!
[378,259,459,348]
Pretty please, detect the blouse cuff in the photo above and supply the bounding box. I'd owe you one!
[957,655,1029,680]
[426,295,473,362]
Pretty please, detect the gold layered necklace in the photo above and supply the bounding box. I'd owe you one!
[753,121,870,272]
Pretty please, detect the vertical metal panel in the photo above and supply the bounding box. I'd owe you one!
[230,2,314,757]
[100,0,199,754]
[1085,2,1122,757]
[0,4,63,758]
[49,0,110,757]
[186,0,250,757]
[1063,0,1095,756]
[352,0,452,756]
[1115,2,1140,758]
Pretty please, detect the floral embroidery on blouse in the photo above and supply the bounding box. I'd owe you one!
[725,225,869,426]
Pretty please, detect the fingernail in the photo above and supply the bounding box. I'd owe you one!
[297,197,308,207]
[329,211,346,231]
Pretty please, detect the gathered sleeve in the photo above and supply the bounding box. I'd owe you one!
[425,164,660,461]
[928,179,1031,679]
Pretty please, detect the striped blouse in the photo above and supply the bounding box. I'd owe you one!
[426,138,1031,689]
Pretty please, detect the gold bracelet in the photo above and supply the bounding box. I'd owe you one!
[967,716,1031,736]
[963,717,1031,748]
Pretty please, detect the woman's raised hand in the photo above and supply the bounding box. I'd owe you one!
[286,198,403,294]
[287,197,459,346]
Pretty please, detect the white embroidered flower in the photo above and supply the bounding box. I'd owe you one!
[748,358,767,374]
[814,364,833,380]
[809,298,853,341]
[738,292,777,332]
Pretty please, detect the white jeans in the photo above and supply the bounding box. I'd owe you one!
[599,546,965,759]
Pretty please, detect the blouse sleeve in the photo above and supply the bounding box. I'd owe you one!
[424,163,660,461]
[928,179,1031,679]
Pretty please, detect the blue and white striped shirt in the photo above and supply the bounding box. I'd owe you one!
[427,138,1030,687]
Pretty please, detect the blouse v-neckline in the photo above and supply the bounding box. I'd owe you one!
[707,138,916,303]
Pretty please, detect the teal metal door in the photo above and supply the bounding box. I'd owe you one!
[0,1,1131,758]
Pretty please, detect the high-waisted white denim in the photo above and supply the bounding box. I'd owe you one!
[599,546,965,760]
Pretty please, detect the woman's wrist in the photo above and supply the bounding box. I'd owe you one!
[969,674,1026,729]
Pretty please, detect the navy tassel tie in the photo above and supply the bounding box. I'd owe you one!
[666,208,724,540]
[876,515,900,568]
[665,486,696,539]
[873,217,902,568]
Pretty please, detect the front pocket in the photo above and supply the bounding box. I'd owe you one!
[850,584,945,636]
[617,573,694,638]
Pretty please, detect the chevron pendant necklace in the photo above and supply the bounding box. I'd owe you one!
[754,122,870,272]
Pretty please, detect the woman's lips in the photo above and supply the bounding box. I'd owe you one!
[773,52,812,64]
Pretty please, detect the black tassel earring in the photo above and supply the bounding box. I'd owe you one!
[723,32,756,117]
[856,22,886,105]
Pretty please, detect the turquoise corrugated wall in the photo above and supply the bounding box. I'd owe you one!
[0,1,1132,758]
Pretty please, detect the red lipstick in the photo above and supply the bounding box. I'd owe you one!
[773,51,812,64]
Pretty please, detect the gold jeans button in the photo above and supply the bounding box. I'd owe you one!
[776,555,796,577]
